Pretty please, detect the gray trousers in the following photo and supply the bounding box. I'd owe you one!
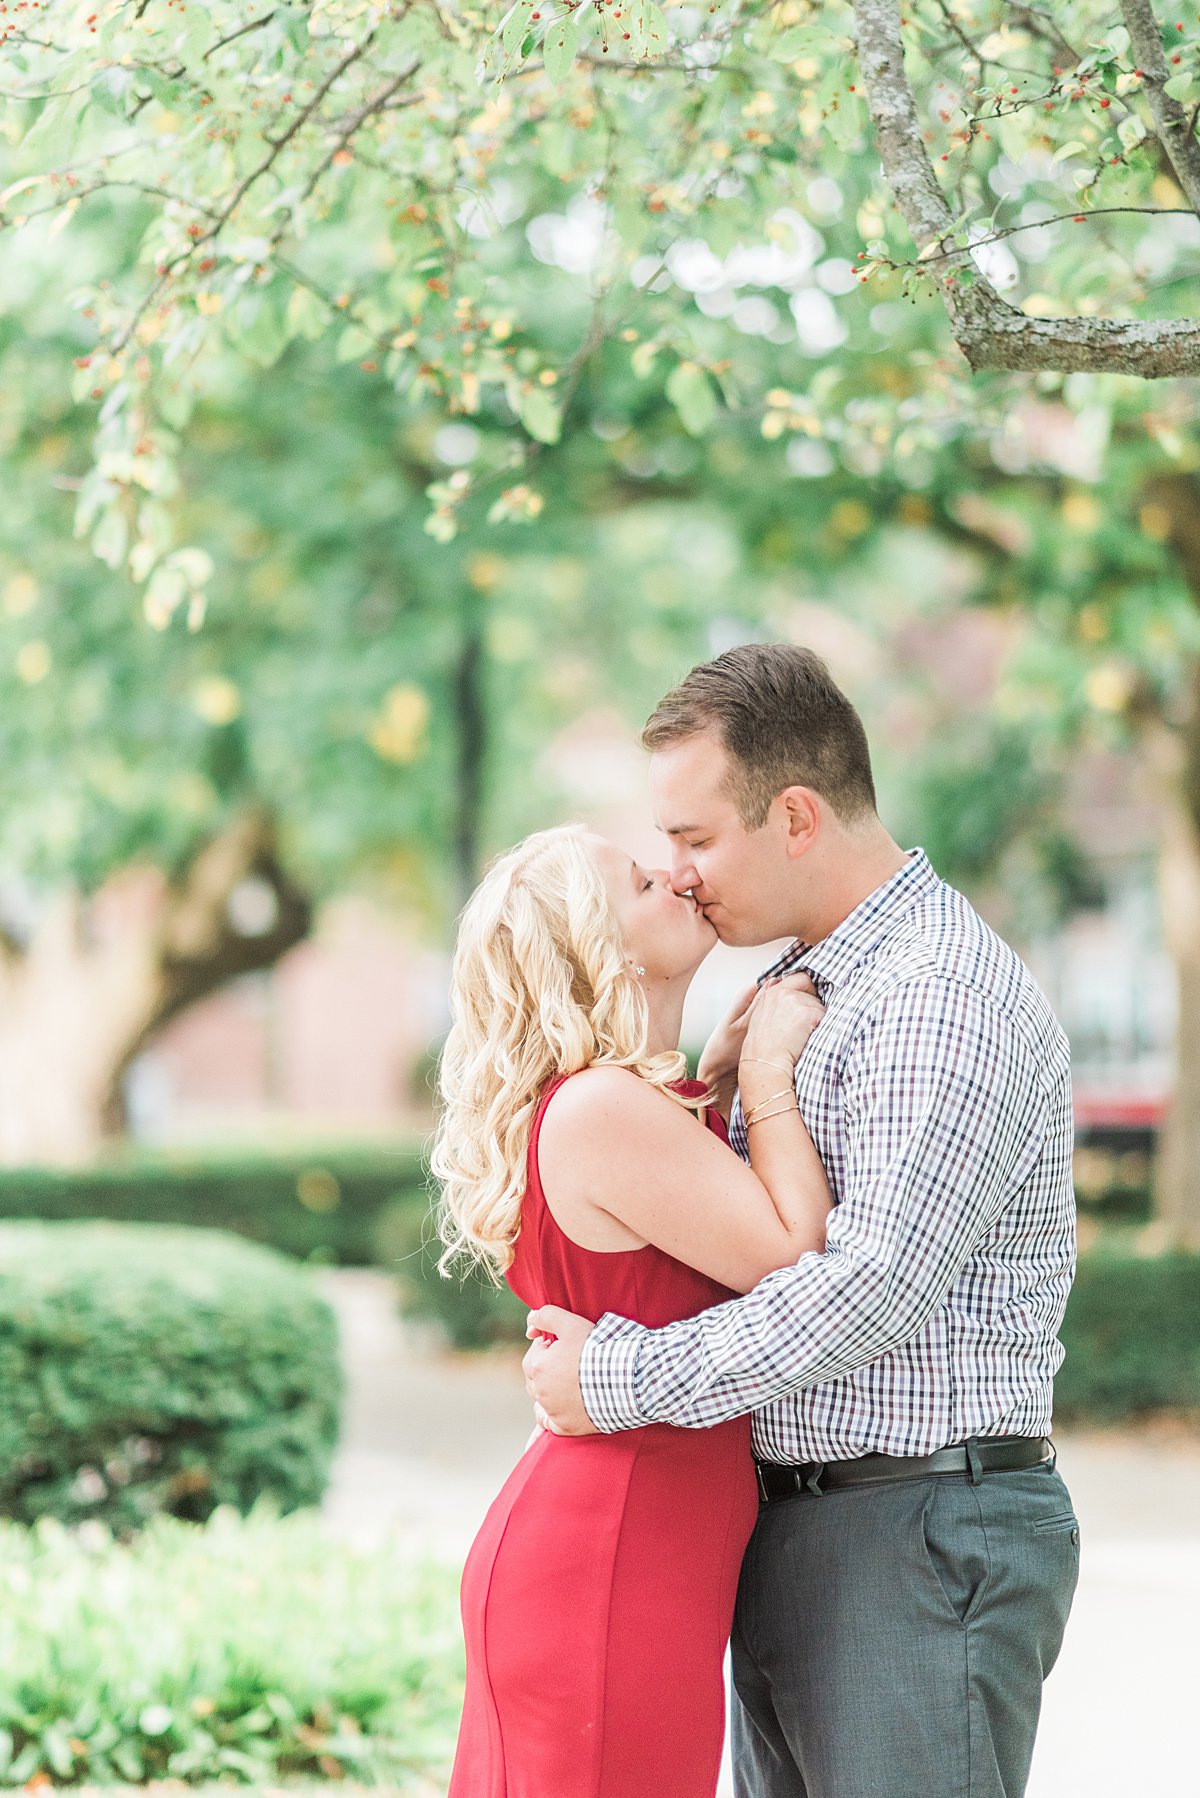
[731,1460,1080,1798]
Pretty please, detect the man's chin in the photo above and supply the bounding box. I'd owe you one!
[704,910,775,948]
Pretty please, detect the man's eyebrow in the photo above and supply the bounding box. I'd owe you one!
[661,824,704,837]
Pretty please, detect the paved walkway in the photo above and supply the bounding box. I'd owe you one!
[320,1270,1200,1797]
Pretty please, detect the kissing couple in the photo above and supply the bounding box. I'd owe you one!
[433,642,1080,1798]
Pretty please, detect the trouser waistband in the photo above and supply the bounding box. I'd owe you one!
[754,1435,1054,1502]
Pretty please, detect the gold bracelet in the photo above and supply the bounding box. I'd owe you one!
[745,1092,798,1124]
[745,1102,798,1128]
[741,1056,794,1076]
[742,1088,795,1124]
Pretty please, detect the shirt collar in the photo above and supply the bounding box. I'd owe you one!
[761,849,939,996]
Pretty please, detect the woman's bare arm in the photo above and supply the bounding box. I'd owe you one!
[537,1033,831,1295]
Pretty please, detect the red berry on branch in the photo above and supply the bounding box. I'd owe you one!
[1100,97,1111,106]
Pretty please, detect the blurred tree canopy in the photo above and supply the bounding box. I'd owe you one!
[2,0,1199,597]
[1,2,1199,1229]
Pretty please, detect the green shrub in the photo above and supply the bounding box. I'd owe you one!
[391,1206,1200,1432]
[0,1504,462,1787]
[0,1223,340,1532]
[382,1208,527,1350]
[1056,1248,1200,1422]
[0,1146,428,1266]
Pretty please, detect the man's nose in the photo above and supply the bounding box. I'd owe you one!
[668,857,696,895]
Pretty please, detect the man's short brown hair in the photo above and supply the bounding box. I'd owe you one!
[642,643,877,828]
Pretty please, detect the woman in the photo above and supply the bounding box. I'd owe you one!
[433,824,832,1798]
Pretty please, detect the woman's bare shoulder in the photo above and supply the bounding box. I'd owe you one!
[539,1065,685,1154]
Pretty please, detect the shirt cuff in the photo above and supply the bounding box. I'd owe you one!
[579,1312,654,1433]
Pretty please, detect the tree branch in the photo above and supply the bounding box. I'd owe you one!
[151,808,312,1041]
[112,30,380,353]
[851,0,1200,376]
[1119,0,1200,215]
[203,11,278,61]
[1003,2,1080,71]
[294,60,422,211]
[899,204,1198,266]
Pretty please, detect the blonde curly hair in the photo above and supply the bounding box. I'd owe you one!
[432,824,700,1281]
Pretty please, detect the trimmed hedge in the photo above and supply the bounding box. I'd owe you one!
[1055,1248,1200,1422]
[0,1504,461,1787]
[384,1208,527,1350]
[402,1228,1200,1430]
[0,1146,428,1265]
[0,1222,341,1532]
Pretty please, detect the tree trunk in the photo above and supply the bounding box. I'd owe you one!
[0,809,311,1166]
[1155,694,1200,1244]
[1146,479,1200,1238]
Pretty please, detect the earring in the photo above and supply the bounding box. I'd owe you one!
[632,963,646,978]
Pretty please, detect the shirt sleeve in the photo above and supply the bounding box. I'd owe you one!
[577,979,1046,1433]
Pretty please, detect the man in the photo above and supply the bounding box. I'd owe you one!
[525,643,1079,1798]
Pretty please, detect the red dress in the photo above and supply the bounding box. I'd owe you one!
[447,1076,758,1798]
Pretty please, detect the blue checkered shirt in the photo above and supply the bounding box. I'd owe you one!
[578,850,1076,1462]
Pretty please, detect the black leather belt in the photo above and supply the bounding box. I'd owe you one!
[755,1435,1054,1503]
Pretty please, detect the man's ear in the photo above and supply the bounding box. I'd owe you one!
[778,786,821,860]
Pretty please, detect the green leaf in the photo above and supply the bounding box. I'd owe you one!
[174,9,213,68]
[628,0,669,57]
[144,564,187,628]
[825,91,868,152]
[91,508,128,571]
[41,1725,76,1778]
[287,286,328,343]
[501,0,536,54]
[666,361,717,436]
[769,24,845,60]
[91,67,133,117]
[233,293,290,368]
[542,15,579,83]
[520,386,562,444]
[1163,73,1196,102]
[631,340,660,379]
[335,325,377,364]
[166,547,214,589]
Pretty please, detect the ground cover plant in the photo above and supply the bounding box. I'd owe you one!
[0,1505,463,1788]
